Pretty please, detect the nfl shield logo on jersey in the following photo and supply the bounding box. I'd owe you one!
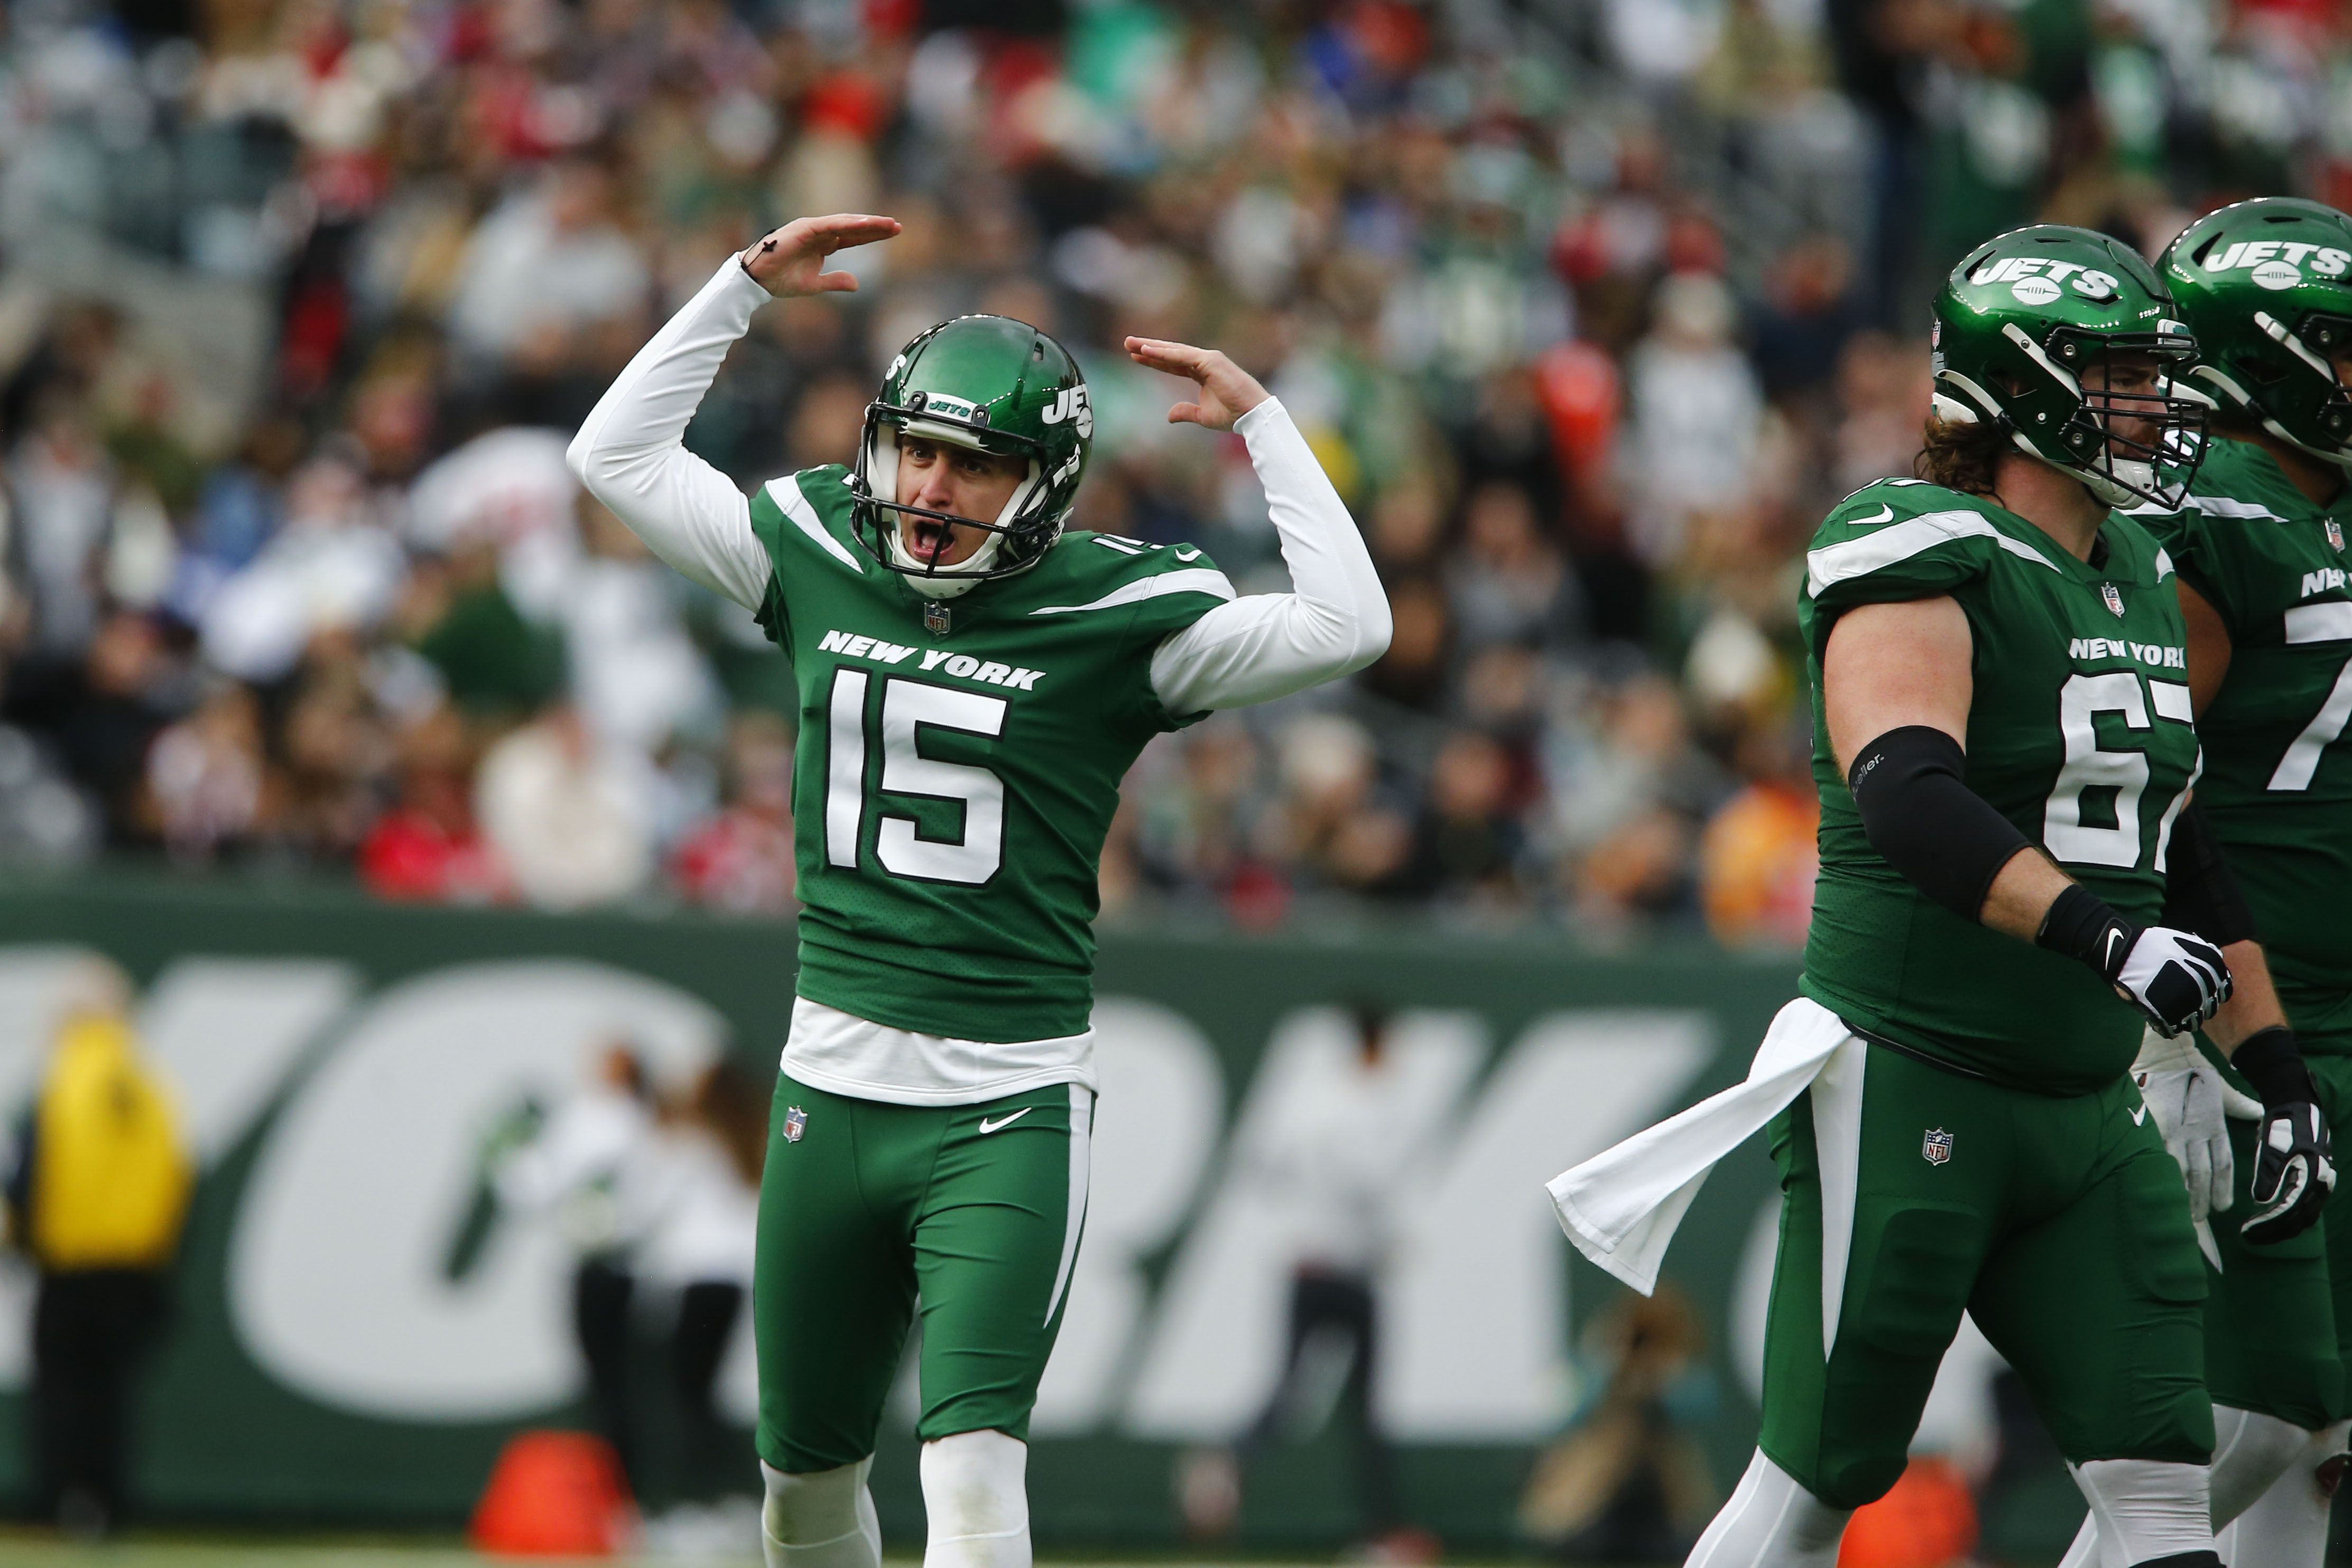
[783,1106,808,1144]
[1922,1128,1954,1165]
[924,601,952,637]
[2102,583,2125,618]
[2330,521,2345,554]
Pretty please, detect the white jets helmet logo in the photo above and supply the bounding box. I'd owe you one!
[1043,385,1093,439]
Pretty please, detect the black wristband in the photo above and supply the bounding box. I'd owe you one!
[2036,883,2137,979]
[1847,726,2033,921]
[2233,1025,2315,1107]
[2161,804,2258,946]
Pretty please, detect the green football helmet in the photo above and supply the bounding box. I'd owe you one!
[849,314,1092,596]
[1931,224,2206,509]
[2160,197,2352,469]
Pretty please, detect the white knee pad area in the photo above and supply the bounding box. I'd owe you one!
[761,1457,882,1568]
[1682,1450,1850,1568]
[2063,1406,2315,1568]
[2070,1456,2216,1565]
[2217,1418,2351,1568]
[921,1429,1031,1568]
[2208,1406,2320,1534]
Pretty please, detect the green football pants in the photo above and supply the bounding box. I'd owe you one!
[2204,967,2352,1433]
[753,1074,1092,1474]
[1760,1042,2212,1510]
[2194,1041,2344,1431]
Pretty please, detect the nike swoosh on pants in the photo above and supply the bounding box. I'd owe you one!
[977,1108,1034,1135]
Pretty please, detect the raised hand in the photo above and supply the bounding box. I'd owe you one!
[1124,337,1270,432]
[740,214,902,299]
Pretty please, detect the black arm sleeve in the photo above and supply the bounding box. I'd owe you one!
[2160,803,2258,947]
[1847,725,2033,921]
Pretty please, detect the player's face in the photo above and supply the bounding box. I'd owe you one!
[896,436,1027,567]
[2084,350,2164,453]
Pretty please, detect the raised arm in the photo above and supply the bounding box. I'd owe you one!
[566,214,899,610]
[1128,338,1392,715]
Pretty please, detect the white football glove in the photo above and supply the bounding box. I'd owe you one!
[2105,922,2233,1037]
[2130,1027,2262,1226]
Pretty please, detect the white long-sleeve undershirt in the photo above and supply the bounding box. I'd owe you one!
[566,260,1391,715]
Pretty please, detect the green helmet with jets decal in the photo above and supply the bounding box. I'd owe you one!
[1931,224,2206,509]
[848,314,1092,596]
[2159,197,2352,470]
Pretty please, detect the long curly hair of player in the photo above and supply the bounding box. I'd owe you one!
[1914,414,2012,500]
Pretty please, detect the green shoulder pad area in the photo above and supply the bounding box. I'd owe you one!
[1803,478,2054,615]
[2116,441,2293,602]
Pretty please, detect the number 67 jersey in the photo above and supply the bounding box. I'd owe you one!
[748,465,1232,1047]
[2131,438,2352,1010]
[1797,477,2201,1096]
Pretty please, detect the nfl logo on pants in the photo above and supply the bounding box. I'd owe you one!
[1922,1127,1954,1165]
[783,1106,808,1144]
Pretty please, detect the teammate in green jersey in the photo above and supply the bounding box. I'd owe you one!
[2062,197,2352,1568]
[568,214,1391,1568]
[1678,226,2282,1568]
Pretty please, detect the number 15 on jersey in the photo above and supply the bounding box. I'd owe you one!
[826,669,1009,885]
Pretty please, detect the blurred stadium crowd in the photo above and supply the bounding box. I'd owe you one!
[0,0,2341,941]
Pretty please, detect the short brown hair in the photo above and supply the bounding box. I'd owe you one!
[1914,415,2011,498]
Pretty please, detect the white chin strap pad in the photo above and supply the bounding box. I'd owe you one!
[2022,441,2148,508]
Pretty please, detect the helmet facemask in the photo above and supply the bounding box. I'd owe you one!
[2198,307,2352,470]
[1986,322,2209,510]
[850,398,1059,599]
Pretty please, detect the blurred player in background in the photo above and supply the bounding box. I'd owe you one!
[1674,226,2310,1568]
[568,211,1390,1568]
[5,958,190,1538]
[489,1040,666,1496]
[1185,1005,1430,1560]
[2062,196,2352,1568]
[641,1060,766,1506]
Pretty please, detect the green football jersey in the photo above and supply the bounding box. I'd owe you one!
[747,466,1230,1043]
[2133,438,2352,1007]
[1798,478,2203,1095]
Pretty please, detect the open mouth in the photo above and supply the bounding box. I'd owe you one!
[911,518,956,563]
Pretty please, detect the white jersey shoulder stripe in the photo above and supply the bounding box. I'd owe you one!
[2155,546,2174,581]
[1807,507,2058,597]
[2188,494,2289,522]
[1029,567,1236,616]
[767,474,864,573]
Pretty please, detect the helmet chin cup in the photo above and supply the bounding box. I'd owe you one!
[886,521,1003,597]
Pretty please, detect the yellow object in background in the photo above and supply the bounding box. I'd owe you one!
[27,1013,191,1272]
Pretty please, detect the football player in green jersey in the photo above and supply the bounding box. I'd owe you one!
[1679,226,2285,1568]
[2062,197,2352,1568]
[568,214,1391,1568]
